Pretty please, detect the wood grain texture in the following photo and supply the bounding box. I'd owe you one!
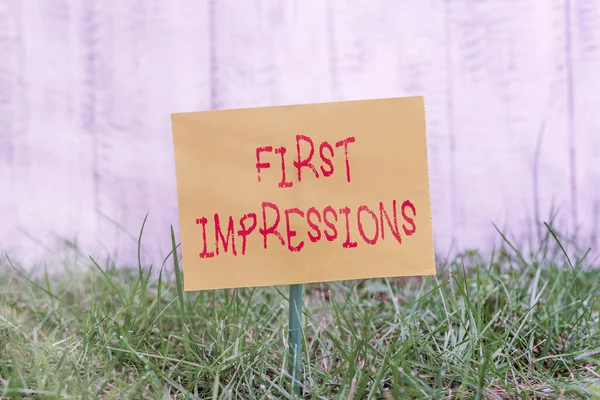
[450,0,575,253]
[0,0,598,268]
[0,0,22,253]
[572,0,600,252]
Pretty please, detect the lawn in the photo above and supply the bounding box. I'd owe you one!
[0,225,599,399]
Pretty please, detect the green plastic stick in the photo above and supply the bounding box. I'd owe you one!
[288,283,303,394]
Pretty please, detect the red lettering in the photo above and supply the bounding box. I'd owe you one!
[285,208,305,252]
[323,206,338,241]
[401,200,417,236]
[237,213,257,255]
[335,136,356,182]
[306,207,322,243]
[214,214,237,256]
[319,141,334,177]
[338,206,358,248]
[256,146,273,183]
[275,146,293,188]
[196,217,214,258]
[357,205,379,245]
[259,202,285,249]
[293,134,319,181]
[379,200,402,244]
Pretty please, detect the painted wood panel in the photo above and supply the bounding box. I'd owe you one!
[0,0,598,269]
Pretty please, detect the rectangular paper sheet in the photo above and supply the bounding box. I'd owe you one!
[171,96,435,291]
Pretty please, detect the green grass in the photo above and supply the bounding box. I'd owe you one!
[0,223,599,399]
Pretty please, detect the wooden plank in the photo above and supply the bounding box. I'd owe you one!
[448,0,573,255]
[268,0,333,105]
[3,0,97,265]
[572,0,600,258]
[209,0,334,107]
[209,0,284,109]
[0,0,24,256]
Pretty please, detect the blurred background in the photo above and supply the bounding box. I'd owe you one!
[1,1,599,269]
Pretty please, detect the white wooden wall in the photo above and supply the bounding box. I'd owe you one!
[1,0,599,268]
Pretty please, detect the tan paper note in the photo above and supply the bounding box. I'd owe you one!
[171,96,435,291]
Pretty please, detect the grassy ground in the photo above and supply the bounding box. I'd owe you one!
[0,225,599,399]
